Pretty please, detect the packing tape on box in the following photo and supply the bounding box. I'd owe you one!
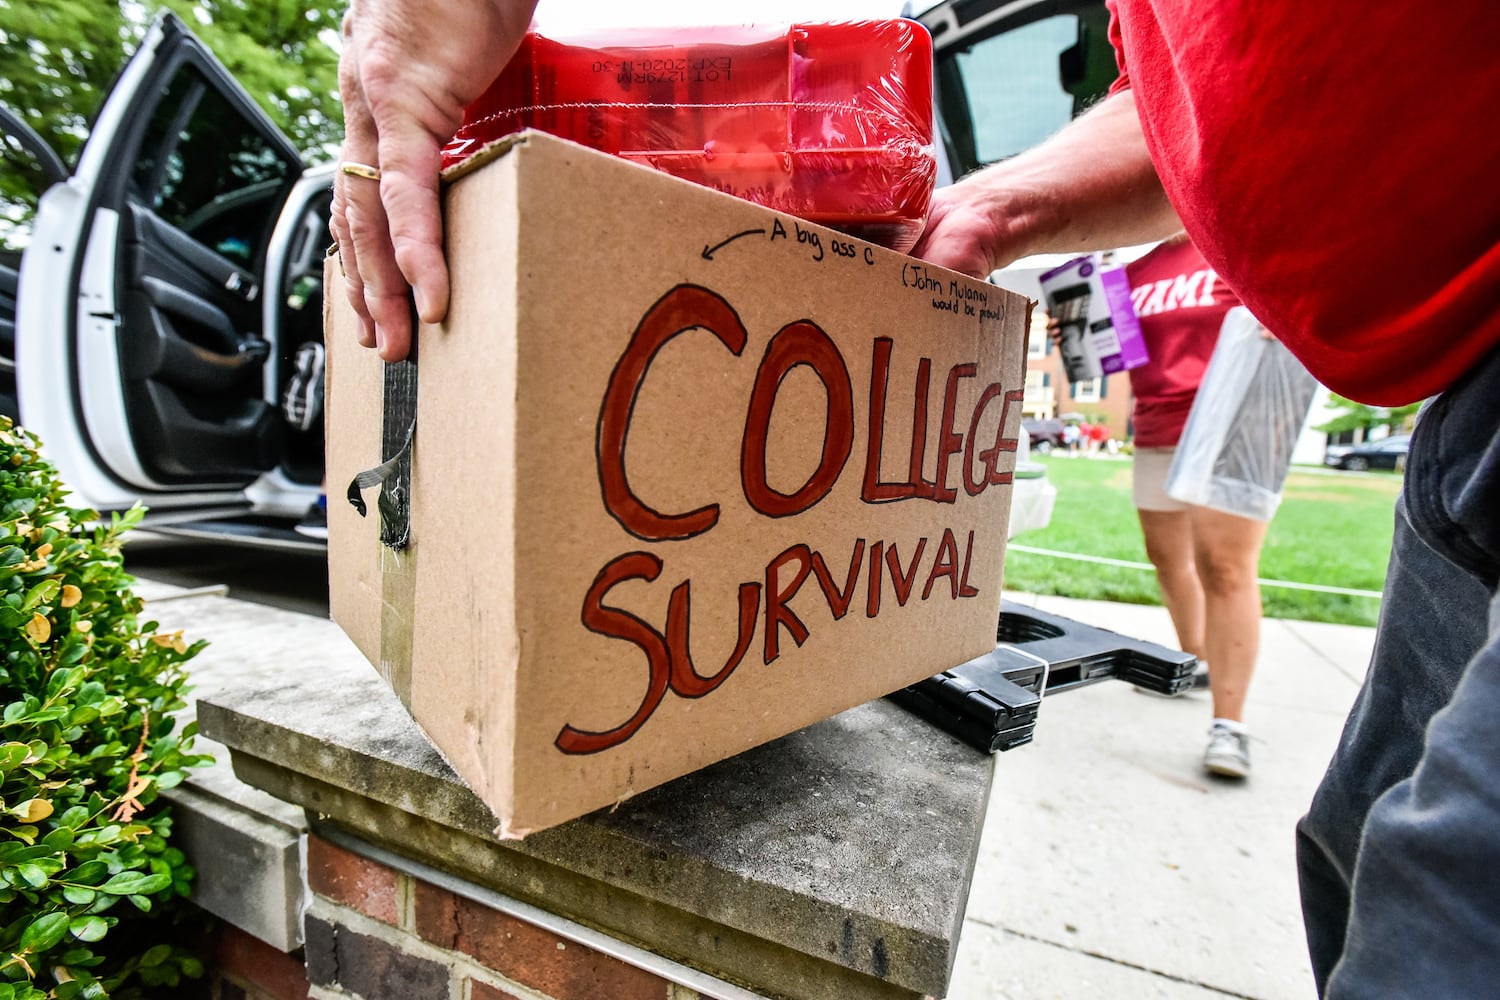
[346,358,419,700]
[346,360,418,548]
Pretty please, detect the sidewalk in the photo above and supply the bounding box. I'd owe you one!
[947,593,1374,1000]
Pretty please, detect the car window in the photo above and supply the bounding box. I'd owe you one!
[131,64,295,267]
[934,3,1118,175]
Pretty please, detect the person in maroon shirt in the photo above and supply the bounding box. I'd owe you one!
[333,1,1496,994]
[1119,234,1268,778]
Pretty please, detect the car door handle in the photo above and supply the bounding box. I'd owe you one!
[141,275,243,356]
[235,338,270,364]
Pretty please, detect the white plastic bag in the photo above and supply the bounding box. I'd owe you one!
[1164,307,1319,521]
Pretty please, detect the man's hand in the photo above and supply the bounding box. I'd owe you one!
[911,90,1180,277]
[332,0,539,362]
[910,189,1010,278]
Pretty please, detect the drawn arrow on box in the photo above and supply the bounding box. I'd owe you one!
[702,229,767,260]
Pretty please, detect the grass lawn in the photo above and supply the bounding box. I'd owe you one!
[1003,455,1399,626]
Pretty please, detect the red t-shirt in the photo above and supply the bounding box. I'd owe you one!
[1125,240,1242,447]
[1106,2,1500,405]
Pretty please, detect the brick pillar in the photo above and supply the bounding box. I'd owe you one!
[303,835,686,1000]
[213,923,311,1000]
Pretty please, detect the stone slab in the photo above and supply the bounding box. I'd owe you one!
[144,583,310,953]
[178,593,997,999]
[169,772,305,952]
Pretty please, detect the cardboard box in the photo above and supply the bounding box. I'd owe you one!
[326,131,1029,837]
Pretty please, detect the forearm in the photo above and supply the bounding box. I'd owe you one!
[957,89,1180,268]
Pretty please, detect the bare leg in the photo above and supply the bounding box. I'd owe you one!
[1189,507,1268,722]
[1136,508,1205,659]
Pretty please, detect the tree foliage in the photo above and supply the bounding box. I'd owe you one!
[1314,395,1421,437]
[152,1,343,158]
[0,0,342,248]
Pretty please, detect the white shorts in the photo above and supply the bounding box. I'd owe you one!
[1133,446,1188,512]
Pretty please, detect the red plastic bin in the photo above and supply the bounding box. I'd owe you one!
[441,21,936,252]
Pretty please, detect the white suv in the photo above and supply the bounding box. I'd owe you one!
[0,0,1109,547]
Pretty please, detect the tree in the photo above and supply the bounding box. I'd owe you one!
[1315,394,1421,437]
[0,0,342,250]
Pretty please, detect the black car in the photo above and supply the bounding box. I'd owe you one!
[1327,435,1409,472]
[1022,418,1068,453]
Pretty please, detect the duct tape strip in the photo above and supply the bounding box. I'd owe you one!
[346,359,419,549]
[347,358,419,701]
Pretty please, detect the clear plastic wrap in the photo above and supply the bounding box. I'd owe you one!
[1164,307,1319,521]
[440,21,936,251]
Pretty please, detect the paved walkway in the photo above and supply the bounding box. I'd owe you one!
[947,593,1374,1000]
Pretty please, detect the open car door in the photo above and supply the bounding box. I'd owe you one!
[0,107,69,422]
[15,12,307,520]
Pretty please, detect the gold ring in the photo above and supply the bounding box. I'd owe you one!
[340,162,382,181]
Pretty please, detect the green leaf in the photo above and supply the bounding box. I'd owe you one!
[99,871,170,896]
[126,893,151,912]
[66,706,99,728]
[18,911,69,952]
[62,885,96,905]
[68,916,107,942]
[45,665,81,698]
[64,860,109,885]
[55,975,108,1000]
[58,806,90,830]
[41,828,74,852]
[22,579,60,612]
[138,943,171,967]
[0,742,27,770]
[149,736,179,762]
[87,825,120,846]
[14,864,47,888]
[75,682,107,707]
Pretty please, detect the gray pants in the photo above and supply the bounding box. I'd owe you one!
[1297,344,1500,996]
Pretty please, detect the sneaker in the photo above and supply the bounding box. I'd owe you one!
[294,499,328,540]
[282,341,326,432]
[1204,723,1251,779]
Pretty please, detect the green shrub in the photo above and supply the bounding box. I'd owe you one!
[0,420,211,998]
